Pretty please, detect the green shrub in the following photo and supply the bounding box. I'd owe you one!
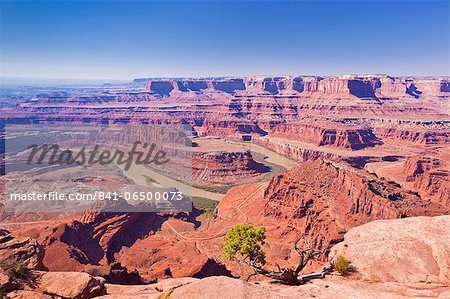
[334,255,351,275]
[192,197,219,217]
[221,224,266,265]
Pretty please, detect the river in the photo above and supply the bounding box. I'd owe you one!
[116,140,299,201]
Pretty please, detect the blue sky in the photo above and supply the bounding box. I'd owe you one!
[0,0,448,80]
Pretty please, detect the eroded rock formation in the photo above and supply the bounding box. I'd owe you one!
[270,121,382,150]
[329,215,450,284]
[402,153,450,207]
[261,160,447,259]
[131,76,450,98]
[192,151,269,185]
[0,229,45,271]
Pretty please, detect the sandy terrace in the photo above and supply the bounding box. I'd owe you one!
[192,138,248,153]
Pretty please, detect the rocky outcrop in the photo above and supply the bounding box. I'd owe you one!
[41,212,167,271]
[329,215,450,284]
[262,160,439,259]
[148,81,174,95]
[253,135,384,168]
[130,76,450,98]
[402,154,450,207]
[253,136,339,163]
[39,212,223,281]
[414,78,450,96]
[0,229,45,292]
[270,122,382,150]
[226,97,298,124]
[375,127,450,145]
[0,229,45,271]
[212,79,246,93]
[132,78,246,95]
[192,151,269,185]
[33,271,105,299]
[244,76,304,94]
[200,118,267,136]
[374,76,409,98]
[0,230,105,298]
[2,270,105,299]
[299,76,378,98]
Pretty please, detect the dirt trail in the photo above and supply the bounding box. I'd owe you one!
[165,184,266,241]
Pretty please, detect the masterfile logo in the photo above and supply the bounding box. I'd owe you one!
[3,124,193,213]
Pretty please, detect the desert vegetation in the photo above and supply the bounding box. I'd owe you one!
[333,255,352,276]
[192,196,218,218]
[222,224,321,285]
[0,255,28,279]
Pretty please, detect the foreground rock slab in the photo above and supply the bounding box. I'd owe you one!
[98,277,197,298]
[100,276,449,299]
[31,271,105,299]
[8,290,51,299]
[330,215,450,284]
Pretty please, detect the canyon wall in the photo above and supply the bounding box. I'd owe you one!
[131,76,450,98]
[192,151,269,185]
[402,154,450,207]
[261,160,448,261]
[375,126,450,145]
[270,122,382,150]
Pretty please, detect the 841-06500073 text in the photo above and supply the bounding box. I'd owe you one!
[8,191,185,201]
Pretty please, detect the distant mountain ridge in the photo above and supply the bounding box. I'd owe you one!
[130,75,450,98]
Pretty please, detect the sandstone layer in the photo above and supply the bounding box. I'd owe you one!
[330,215,450,284]
[131,76,450,98]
